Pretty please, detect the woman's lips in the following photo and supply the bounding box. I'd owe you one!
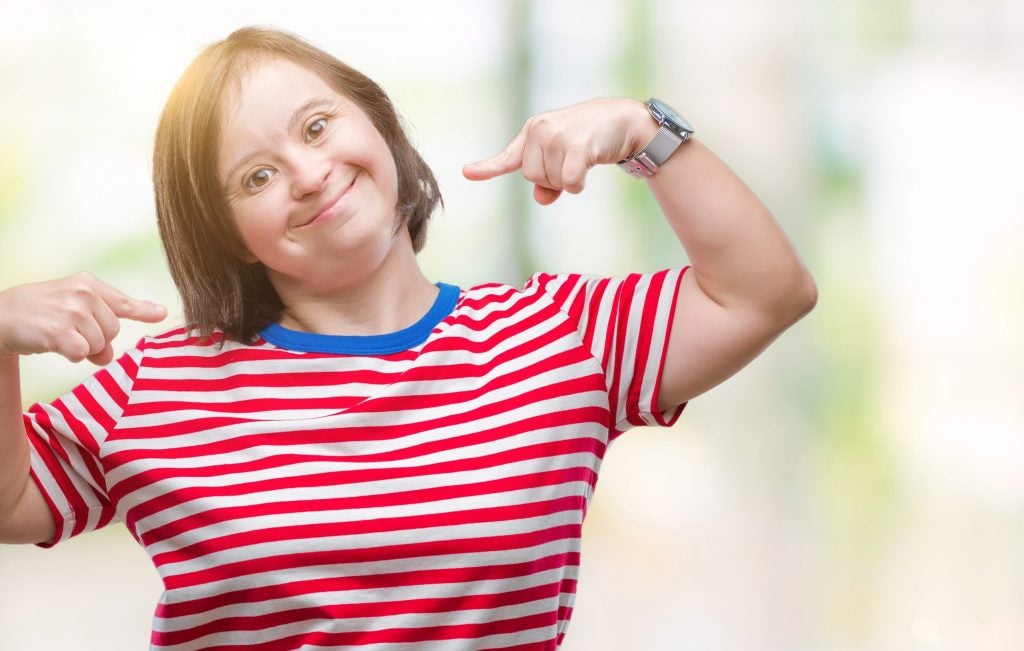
[303,175,356,227]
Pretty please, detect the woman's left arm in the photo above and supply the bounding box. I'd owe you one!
[464,97,817,409]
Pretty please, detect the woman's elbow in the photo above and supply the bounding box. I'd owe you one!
[783,268,818,325]
[756,266,817,331]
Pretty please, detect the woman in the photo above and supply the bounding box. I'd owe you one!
[0,27,815,650]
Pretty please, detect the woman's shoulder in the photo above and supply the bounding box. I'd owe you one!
[459,272,588,300]
[451,273,607,323]
[130,324,272,359]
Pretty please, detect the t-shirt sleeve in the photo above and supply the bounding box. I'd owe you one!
[24,344,143,547]
[533,267,689,438]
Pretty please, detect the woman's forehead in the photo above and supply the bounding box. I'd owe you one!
[221,58,342,126]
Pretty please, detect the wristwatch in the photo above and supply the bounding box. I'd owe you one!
[617,98,694,178]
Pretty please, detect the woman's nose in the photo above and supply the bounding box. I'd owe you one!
[289,152,330,199]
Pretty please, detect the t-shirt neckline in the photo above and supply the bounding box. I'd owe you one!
[259,282,460,355]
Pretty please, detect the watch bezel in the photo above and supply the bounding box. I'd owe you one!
[647,98,694,141]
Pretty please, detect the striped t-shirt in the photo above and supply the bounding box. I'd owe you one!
[25,269,687,650]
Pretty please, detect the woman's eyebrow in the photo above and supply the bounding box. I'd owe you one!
[224,98,336,185]
[287,98,334,133]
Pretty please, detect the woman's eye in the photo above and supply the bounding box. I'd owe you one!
[245,168,276,191]
[305,117,328,142]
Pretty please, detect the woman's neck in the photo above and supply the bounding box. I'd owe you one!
[272,234,439,337]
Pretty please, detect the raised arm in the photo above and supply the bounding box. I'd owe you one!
[463,97,816,409]
[0,273,166,544]
[638,108,817,408]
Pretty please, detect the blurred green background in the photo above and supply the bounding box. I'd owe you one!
[1,1,1022,649]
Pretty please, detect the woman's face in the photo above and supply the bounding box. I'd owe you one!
[216,57,402,294]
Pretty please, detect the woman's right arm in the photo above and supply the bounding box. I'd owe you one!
[0,273,166,544]
[0,353,54,544]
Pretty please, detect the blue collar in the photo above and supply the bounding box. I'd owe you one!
[259,283,460,355]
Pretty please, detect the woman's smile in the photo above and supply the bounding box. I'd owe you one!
[299,172,359,229]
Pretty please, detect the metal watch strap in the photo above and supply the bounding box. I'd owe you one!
[617,98,694,178]
[618,125,685,178]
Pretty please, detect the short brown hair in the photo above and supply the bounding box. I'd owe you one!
[153,27,442,343]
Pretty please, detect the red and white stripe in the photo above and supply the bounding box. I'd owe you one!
[26,270,686,650]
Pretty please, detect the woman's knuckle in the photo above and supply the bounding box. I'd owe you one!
[67,302,89,320]
[523,170,544,185]
[43,321,65,341]
[69,283,94,300]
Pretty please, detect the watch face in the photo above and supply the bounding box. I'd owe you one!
[649,98,694,137]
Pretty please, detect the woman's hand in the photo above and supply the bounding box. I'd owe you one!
[0,273,167,366]
[462,97,656,205]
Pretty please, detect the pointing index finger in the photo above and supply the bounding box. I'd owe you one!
[462,124,528,181]
[93,279,168,323]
